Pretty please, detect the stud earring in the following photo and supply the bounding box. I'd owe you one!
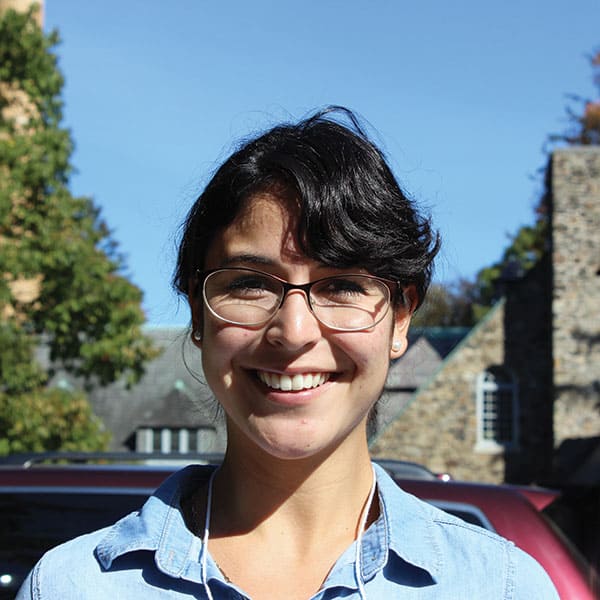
[192,330,202,342]
[392,340,402,351]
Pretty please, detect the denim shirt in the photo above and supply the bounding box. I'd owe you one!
[17,463,559,599]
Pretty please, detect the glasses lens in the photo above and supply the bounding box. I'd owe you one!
[310,275,391,330]
[203,269,282,325]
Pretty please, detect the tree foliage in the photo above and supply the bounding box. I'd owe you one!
[469,219,548,320]
[0,6,159,454]
[549,49,600,147]
[466,47,600,321]
[0,387,110,455]
[412,281,476,327]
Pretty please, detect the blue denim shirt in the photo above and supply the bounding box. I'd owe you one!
[17,463,559,599]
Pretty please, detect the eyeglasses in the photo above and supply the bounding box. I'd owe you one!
[198,267,398,332]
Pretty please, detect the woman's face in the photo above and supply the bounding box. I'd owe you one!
[192,192,413,461]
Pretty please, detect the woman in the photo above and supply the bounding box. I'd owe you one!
[17,107,558,599]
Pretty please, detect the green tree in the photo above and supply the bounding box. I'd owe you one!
[412,280,476,327]
[470,219,548,320]
[0,6,158,454]
[0,387,110,455]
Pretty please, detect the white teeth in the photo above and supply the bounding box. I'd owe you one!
[257,371,330,391]
[280,374,292,391]
[295,373,310,390]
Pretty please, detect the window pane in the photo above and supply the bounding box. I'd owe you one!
[171,429,179,452]
[152,429,161,452]
[188,429,197,452]
[477,368,518,448]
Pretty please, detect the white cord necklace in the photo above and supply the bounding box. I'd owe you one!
[354,466,377,600]
[200,466,377,600]
[201,467,218,600]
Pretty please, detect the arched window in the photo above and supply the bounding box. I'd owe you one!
[475,366,519,452]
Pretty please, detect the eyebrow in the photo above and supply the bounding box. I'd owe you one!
[220,254,276,268]
[219,253,334,275]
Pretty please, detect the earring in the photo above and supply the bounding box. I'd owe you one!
[392,340,402,351]
[192,330,202,342]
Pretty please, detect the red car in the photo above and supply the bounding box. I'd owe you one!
[0,454,596,599]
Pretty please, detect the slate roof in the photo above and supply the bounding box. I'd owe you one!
[386,328,470,391]
[136,386,213,429]
[48,327,225,451]
[408,327,470,357]
[386,337,443,390]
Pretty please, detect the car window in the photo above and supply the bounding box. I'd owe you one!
[0,491,150,599]
[426,499,496,531]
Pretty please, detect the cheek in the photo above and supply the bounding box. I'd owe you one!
[337,329,392,377]
[201,322,256,383]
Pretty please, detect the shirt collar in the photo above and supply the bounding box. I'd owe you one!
[95,465,211,583]
[322,464,441,590]
[372,463,443,579]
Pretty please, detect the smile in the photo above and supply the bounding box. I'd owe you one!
[256,371,331,391]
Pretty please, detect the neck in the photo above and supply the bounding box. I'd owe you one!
[208,428,376,542]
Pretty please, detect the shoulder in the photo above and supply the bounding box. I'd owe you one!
[425,503,558,597]
[374,465,559,598]
[16,465,213,599]
[16,528,113,599]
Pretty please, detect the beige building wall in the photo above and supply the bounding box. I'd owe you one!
[0,0,43,24]
[0,0,44,320]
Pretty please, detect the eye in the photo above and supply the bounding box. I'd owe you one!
[222,273,279,298]
[326,278,367,293]
[314,277,371,303]
[227,275,269,291]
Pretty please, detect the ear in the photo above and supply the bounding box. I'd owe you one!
[390,285,417,359]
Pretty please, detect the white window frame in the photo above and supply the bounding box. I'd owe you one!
[475,367,519,453]
[135,426,218,453]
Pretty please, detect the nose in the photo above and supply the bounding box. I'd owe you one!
[264,289,322,350]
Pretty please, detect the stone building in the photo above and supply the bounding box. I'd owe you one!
[372,147,600,487]
[552,148,600,445]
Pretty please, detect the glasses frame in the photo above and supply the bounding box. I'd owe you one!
[196,267,401,332]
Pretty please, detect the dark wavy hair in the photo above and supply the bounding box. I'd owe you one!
[174,106,439,309]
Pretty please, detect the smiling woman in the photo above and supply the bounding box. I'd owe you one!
[16,107,559,600]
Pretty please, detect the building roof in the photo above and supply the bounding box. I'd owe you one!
[408,327,470,357]
[386,337,443,390]
[48,327,224,450]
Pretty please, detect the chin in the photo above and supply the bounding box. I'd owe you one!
[250,421,353,463]
[256,434,325,461]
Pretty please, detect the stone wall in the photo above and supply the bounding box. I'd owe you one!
[370,302,507,483]
[502,254,554,483]
[551,148,600,444]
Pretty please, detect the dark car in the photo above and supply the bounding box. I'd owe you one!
[0,453,596,599]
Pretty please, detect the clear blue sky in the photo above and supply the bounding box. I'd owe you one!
[44,1,599,326]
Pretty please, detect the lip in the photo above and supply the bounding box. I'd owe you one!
[250,368,337,406]
[256,370,331,391]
